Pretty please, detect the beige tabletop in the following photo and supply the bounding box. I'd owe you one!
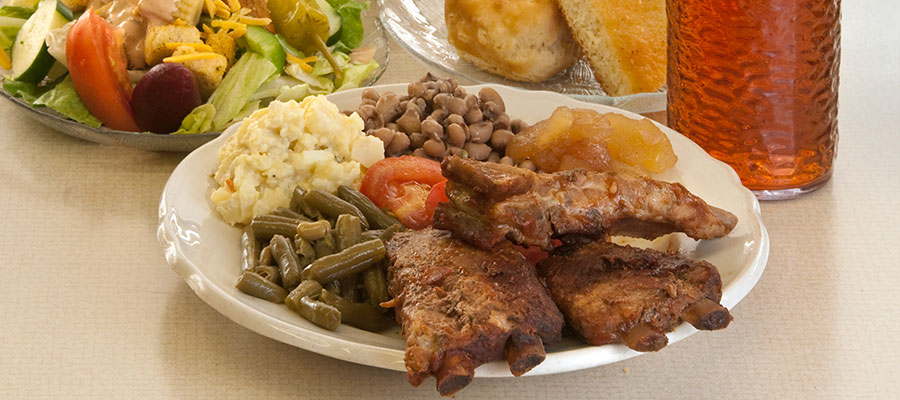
[2,3,899,399]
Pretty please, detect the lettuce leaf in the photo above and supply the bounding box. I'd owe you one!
[325,0,368,52]
[336,60,377,91]
[3,78,45,103]
[174,103,216,135]
[32,75,101,128]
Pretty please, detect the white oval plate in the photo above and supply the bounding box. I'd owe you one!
[157,84,769,377]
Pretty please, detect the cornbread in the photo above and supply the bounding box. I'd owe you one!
[557,0,667,95]
[445,0,581,83]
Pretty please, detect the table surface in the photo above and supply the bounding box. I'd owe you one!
[2,2,899,399]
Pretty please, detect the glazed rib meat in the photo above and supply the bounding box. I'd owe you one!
[538,241,732,352]
[433,156,738,250]
[386,229,564,396]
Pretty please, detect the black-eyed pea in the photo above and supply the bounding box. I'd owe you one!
[409,132,426,149]
[421,119,443,141]
[482,101,504,119]
[468,121,493,144]
[464,108,483,124]
[396,108,421,133]
[437,79,452,93]
[519,159,537,171]
[429,109,448,123]
[511,119,528,134]
[465,94,480,109]
[364,113,384,131]
[385,122,400,131]
[423,88,437,101]
[479,88,505,112]
[487,152,501,163]
[360,98,376,107]
[448,146,464,157]
[386,131,410,155]
[499,156,515,166]
[412,147,428,158]
[492,113,511,130]
[464,142,492,161]
[433,93,452,109]
[408,82,425,97]
[447,97,467,115]
[490,129,514,150]
[371,128,394,149]
[447,123,467,147]
[445,113,465,128]
[423,139,446,158]
[357,104,376,121]
[375,92,401,122]
[362,88,379,102]
[453,85,466,98]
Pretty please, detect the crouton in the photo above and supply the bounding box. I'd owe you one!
[145,25,203,66]
[167,46,227,99]
[204,31,236,68]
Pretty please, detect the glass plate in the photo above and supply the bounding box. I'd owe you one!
[378,0,666,113]
[158,83,768,378]
[0,13,390,152]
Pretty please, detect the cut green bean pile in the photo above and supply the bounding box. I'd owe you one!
[234,184,403,332]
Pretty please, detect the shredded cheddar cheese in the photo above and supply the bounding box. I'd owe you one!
[204,0,216,18]
[211,20,246,31]
[300,56,319,63]
[238,16,271,26]
[227,0,241,13]
[163,52,222,63]
[165,42,214,52]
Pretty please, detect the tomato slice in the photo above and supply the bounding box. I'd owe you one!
[424,180,449,223]
[360,156,446,229]
[66,9,139,132]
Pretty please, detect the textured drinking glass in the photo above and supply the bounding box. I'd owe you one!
[667,0,841,200]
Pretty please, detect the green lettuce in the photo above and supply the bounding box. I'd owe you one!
[336,60,377,91]
[207,52,277,130]
[174,103,216,135]
[3,78,45,103]
[32,75,101,128]
[325,0,368,52]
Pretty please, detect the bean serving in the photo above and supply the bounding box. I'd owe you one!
[234,184,401,332]
[353,73,530,166]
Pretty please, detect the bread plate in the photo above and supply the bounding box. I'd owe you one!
[157,83,768,376]
[378,0,666,114]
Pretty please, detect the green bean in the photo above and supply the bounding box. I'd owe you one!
[251,217,301,240]
[319,289,392,332]
[363,264,389,307]
[301,239,386,284]
[294,236,316,267]
[240,226,259,272]
[334,214,362,251]
[339,274,360,303]
[360,229,383,242]
[259,245,273,266]
[297,220,331,241]
[379,224,403,242]
[272,207,310,221]
[295,296,341,331]
[235,271,288,303]
[290,187,321,220]
[337,185,402,229]
[303,189,369,229]
[271,235,302,289]
[285,280,324,312]
[253,265,281,286]
[324,279,342,295]
[313,233,335,258]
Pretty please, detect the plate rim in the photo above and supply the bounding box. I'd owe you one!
[157,82,769,377]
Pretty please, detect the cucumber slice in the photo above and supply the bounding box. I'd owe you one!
[314,0,341,38]
[11,0,68,83]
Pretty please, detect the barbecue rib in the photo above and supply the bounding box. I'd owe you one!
[433,156,738,250]
[386,229,564,396]
[538,241,732,352]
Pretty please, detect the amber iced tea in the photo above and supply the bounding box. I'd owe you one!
[666,0,840,198]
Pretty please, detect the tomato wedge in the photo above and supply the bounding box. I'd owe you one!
[66,9,139,132]
[424,180,449,222]
[360,156,446,230]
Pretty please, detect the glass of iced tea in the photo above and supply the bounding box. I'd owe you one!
[666,0,841,200]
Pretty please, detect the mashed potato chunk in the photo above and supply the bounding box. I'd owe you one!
[211,96,384,225]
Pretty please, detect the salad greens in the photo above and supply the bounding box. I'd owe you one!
[2,0,379,135]
[32,75,100,127]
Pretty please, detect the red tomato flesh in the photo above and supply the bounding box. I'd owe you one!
[360,156,446,229]
[66,9,139,132]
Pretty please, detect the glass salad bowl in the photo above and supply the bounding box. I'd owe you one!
[0,11,389,152]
